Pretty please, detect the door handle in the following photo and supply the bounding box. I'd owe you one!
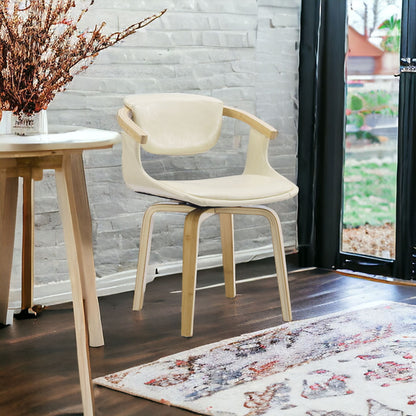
[400,57,416,74]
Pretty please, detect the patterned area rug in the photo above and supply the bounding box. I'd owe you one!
[94,302,416,415]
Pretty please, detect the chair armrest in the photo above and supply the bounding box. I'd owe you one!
[117,107,148,144]
[223,105,278,139]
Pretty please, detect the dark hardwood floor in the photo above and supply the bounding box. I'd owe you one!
[1,257,415,416]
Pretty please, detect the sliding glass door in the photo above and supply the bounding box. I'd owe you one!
[342,0,401,261]
[298,0,416,279]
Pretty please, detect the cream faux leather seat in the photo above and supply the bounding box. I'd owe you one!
[117,93,298,337]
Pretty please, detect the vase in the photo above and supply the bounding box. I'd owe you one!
[0,110,48,136]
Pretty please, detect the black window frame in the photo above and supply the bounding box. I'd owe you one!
[298,0,416,279]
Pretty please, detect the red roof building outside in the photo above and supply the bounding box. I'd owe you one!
[347,26,384,74]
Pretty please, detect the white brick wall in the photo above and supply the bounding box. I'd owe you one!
[10,0,301,297]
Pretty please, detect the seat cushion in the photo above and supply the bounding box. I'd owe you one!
[158,173,298,207]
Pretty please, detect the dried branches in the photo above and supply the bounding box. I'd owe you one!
[0,1,166,114]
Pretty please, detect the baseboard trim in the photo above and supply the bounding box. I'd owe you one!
[8,244,295,311]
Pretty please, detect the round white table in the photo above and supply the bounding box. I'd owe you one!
[0,125,120,416]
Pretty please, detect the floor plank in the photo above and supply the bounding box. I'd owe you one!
[1,258,415,415]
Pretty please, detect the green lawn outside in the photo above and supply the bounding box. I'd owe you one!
[343,159,397,228]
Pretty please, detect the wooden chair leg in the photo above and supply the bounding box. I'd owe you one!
[0,175,18,325]
[216,206,292,322]
[259,207,292,322]
[133,205,157,311]
[219,213,236,298]
[133,202,195,311]
[181,208,214,337]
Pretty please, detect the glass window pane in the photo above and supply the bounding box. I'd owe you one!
[342,0,401,259]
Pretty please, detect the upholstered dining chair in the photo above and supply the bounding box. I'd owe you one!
[117,93,298,337]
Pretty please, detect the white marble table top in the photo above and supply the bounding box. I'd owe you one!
[0,125,120,153]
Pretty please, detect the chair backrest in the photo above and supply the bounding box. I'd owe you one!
[123,93,224,155]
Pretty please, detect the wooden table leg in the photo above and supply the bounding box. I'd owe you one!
[55,152,104,416]
[16,167,47,319]
[55,152,104,347]
[0,173,18,325]
[21,171,34,312]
